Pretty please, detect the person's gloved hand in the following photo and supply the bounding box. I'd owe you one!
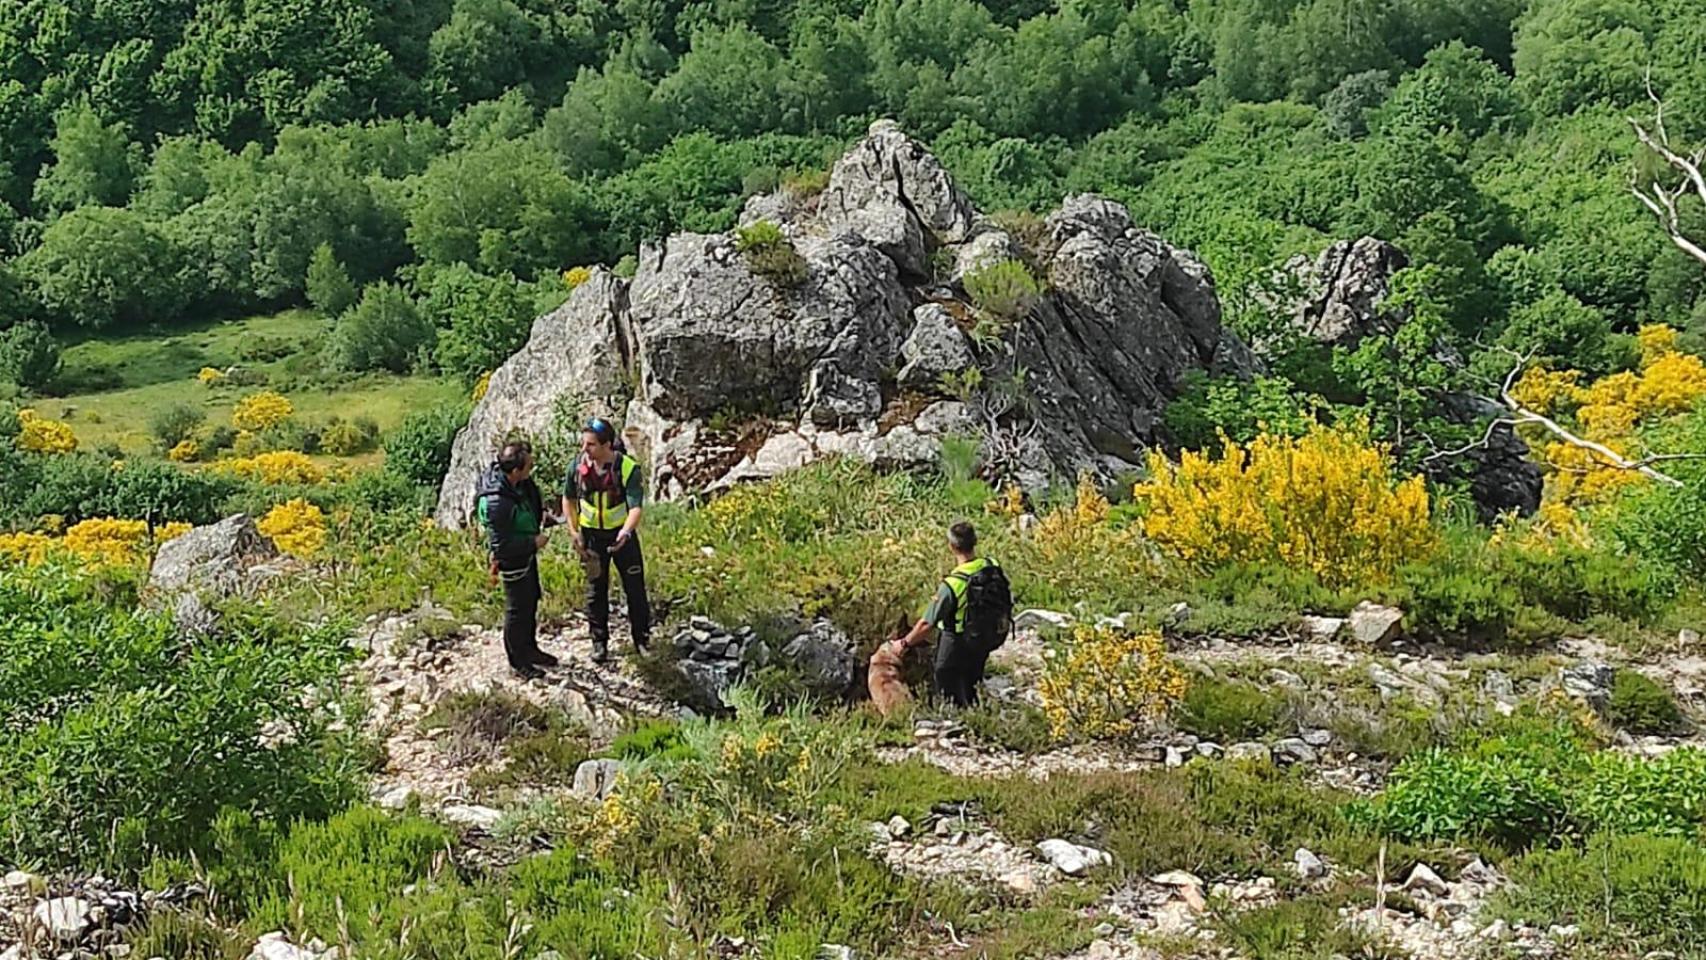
[613,528,632,550]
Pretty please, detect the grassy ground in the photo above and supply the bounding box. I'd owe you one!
[31,310,462,459]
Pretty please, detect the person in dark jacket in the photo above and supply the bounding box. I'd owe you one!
[562,417,650,663]
[476,441,555,679]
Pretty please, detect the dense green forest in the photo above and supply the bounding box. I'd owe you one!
[0,0,1702,400]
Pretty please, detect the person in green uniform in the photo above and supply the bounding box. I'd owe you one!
[887,521,1010,707]
[475,441,555,679]
[563,418,651,663]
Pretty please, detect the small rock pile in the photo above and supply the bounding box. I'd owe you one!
[1,870,205,960]
[670,617,857,710]
[869,803,1112,897]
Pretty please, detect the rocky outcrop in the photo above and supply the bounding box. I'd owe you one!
[434,273,632,527]
[147,514,282,635]
[437,120,1250,521]
[670,616,860,710]
[1270,237,1410,349]
[1266,238,1541,522]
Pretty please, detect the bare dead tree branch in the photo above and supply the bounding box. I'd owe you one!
[1630,76,1706,268]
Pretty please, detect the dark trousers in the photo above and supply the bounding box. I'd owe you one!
[584,529,651,646]
[933,630,988,708]
[500,560,543,670]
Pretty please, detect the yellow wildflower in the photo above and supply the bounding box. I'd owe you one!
[17,409,78,455]
[258,499,327,557]
[231,391,293,431]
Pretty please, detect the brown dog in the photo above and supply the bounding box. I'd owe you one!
[867,639,913,717]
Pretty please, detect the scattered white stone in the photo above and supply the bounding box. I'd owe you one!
[1014,609,1074,631]
[439,803,504,831]
[4,869,40,892]
[1272,738,1317,765]
[34,896,92,941]
[249,932,316,960]
[1193,742,1223,759]
[1150,870,1205,889]
[1299,615,1346,641]
[1479,919,1510,941]
[818,945,855,960]
[1348,602,1404,645]
[1265,668,1306,689]
[1300,728,1332,747]
[1403,863,1450,898]
[375,785,416,811]
[999,869,1040,895]
[886,816,912,839]
[1680,628,1700,646]
[571,759,622,802]
[1227,741,1270,762]
[1037,839,1112,876]
[1548,924,1579,941]
[1459,857,1501,887]
[1165,745,1188,767]
[0,945,20,960]
[1293,847,1328,881]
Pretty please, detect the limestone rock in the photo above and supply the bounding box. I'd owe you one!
[820,119,976,278]
[440,803,504,831]
[1293,847,1328,881]
[782,620,858,697]
[248,932,317,960]
[1274,237,1410,348]
[147,514,281,634]
[33,896,91,941]
[951,224,1023,283]
[887,816,912,839]
[1299,615,1345,641]
[1272,738,1318,765]
[897,304,975,390]
[435,273,632,527]
[1560,661,1615,707]
[1015,609,1074,631]
[1348,601,1405,645]
[572,759,622,801]
[1403,863,1450,898]
[1037,839,1112,876]
[1227,742,1270,762]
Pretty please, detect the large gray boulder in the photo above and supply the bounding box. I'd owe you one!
[147,514,281,635]
[1019,195,1235,475]
[1273,237,1410,348]
[897,304,976,390]
[627,231,911,427]
[434,273,632,527]
[781,620,859,697]
[819,118,975,278]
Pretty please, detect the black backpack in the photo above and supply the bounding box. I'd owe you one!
[957,560,1014,653]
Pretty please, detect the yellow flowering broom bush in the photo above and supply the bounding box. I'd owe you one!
[216,451,324,485]
[2,519,192,568]
[1135,422,1434,586]
[197,366,226,386]
[259,499,327,558]
[1509,325,1706,509]
[1038,625,1187,739]
[231,390,293,431]
[167,439,200,463]
[17,409,78,454]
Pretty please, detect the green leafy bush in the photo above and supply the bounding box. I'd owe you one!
[15,452,238,525]
[149,402,206,449]
[608,719,694,763]
[333,282,434,374]
[1175,677,1290,743]
[0,320,61,392]
[1606,670,1685,736]
[1498,833,1706,955]
[963,259,1041,335]
[1353,720,1588,848]
[1569,749,1706,839]
[733,219,807,286]
[0,566,361,868]
[385,402,469,487]
[319,416,380,456]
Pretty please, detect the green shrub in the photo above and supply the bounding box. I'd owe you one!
[0,566,361,869]
[333,282,434,374]
[1497,833,1706,955]
[320,416,380,457]
[733,220,807,286]
[0,320,61,392]
[1606,670,1685,735]
[1501,544,1673,625]
[1399,545,1521,648]
[963,259,1041,337]
[958,699,1057,754]
[385,402,468,487]
[19,452,238,525]
[1175,677,1290,743]
[150,402,206,449]
[1569,749,1706,839]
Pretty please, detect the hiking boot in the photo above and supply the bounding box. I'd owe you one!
[531,651,560,668]
[590,639,610,663]
[632,634,650,654]
[511,663,545,681]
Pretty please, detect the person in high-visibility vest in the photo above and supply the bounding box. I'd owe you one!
[475,440,556,679]
[887,521,1011,707]
[563,417,651,663]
